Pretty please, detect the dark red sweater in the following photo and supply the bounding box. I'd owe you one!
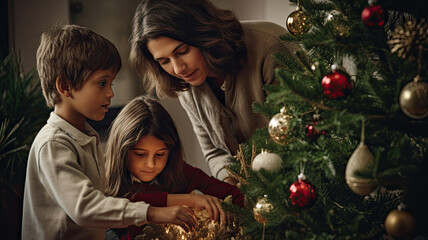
[117,162,244,239]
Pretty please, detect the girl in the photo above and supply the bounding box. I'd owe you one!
[104,95,244,239]
[129,0,297,185]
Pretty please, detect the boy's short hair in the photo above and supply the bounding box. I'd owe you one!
[36,24,122,108]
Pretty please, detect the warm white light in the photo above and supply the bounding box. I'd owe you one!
[402,90,411,100]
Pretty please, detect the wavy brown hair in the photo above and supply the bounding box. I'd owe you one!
[129,0,246,98]
[104,95,187,197]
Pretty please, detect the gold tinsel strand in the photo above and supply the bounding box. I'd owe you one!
[225,143,256,185]
[387,19,428,59]
[235,144,249,178]
[134,206,250,240]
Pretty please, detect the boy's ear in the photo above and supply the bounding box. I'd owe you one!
[56,77,71,97]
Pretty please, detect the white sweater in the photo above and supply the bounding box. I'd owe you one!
[22,112,149,240]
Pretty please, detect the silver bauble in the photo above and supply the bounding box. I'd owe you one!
[252,150,282,173]
[345,143,378,195]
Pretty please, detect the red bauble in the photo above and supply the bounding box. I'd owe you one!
[305,114,326,141]
[361,5,386,27]
[321,71,352,99]
[305,124,319,140]
[289,179,316,207]
[305,124,326,141]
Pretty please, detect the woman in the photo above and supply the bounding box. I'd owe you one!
[130,0,296,184]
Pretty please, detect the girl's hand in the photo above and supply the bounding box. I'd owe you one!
[191,194,231,226]
[146,205,198,232]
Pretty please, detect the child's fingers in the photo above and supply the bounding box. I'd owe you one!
[227,211,233,225]
[210,198,221,222]
[178,206,198,232]
[200,199,214,221]
[216,200,227,226]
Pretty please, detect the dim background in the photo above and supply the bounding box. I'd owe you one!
[5,0,296,176]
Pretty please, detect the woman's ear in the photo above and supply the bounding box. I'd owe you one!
[56,77,71,97]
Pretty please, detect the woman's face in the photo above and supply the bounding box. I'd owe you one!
[128,134,169,182]
[147,36,213,86]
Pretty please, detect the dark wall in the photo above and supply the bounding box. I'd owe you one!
[0,0,9,58]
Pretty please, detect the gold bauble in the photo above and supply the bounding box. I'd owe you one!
[326,13,350,37]
[399,78,428,119]
[332,18,350,37]
[253,195,273,224]
[286,9,312,35]
[345,143,378,195]
[385,209,415,238]
[268,107,293,145]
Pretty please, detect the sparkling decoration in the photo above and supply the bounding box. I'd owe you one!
[252,149,282,173]
[286,6,312,36]
[305,113,326,141]
[225,143,258,186]
[361,4,386,27]
[345,143,378,196]
[135,204,248,240]
[326,13,350,37]
[385,206,415,238]
[268,107,293,145]
[387,19,428,59]
[289,173,317,208]
[253,195,273,224]
[321,66,353,99]
[399,76,428,119]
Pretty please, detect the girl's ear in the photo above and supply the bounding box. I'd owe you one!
[56,77,71,97]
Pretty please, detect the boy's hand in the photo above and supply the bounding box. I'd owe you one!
[146,205,198,232]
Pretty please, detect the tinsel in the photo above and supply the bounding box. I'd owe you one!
[225,143,257,185]
[135,197,250,240]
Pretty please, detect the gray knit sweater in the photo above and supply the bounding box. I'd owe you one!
[178,21,295,180]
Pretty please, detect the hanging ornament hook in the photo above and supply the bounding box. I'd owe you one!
[360,119,366,146]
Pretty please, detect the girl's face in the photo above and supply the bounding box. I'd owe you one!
[147,36,215,86]
[128,135,169,182]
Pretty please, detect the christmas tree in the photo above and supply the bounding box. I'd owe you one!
[224,0,428,239]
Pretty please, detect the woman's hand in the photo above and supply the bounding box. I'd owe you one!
[146,205,198,232]
[223,177,238,186]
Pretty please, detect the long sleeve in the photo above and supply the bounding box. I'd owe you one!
[126,163,244,207]
[178,98,234,181]
[129,185,168,207]
[36,141,149,228]
[178,21,294,181]
[183,162,245,207]
[22,113,150,240]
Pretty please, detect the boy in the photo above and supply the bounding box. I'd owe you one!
[22,25,197,240]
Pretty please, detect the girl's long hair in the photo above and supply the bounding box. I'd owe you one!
[104,95,187,197]
[129,0,246,98]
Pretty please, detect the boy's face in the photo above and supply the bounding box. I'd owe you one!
[128,134,169,182]
[68,69,116,122]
